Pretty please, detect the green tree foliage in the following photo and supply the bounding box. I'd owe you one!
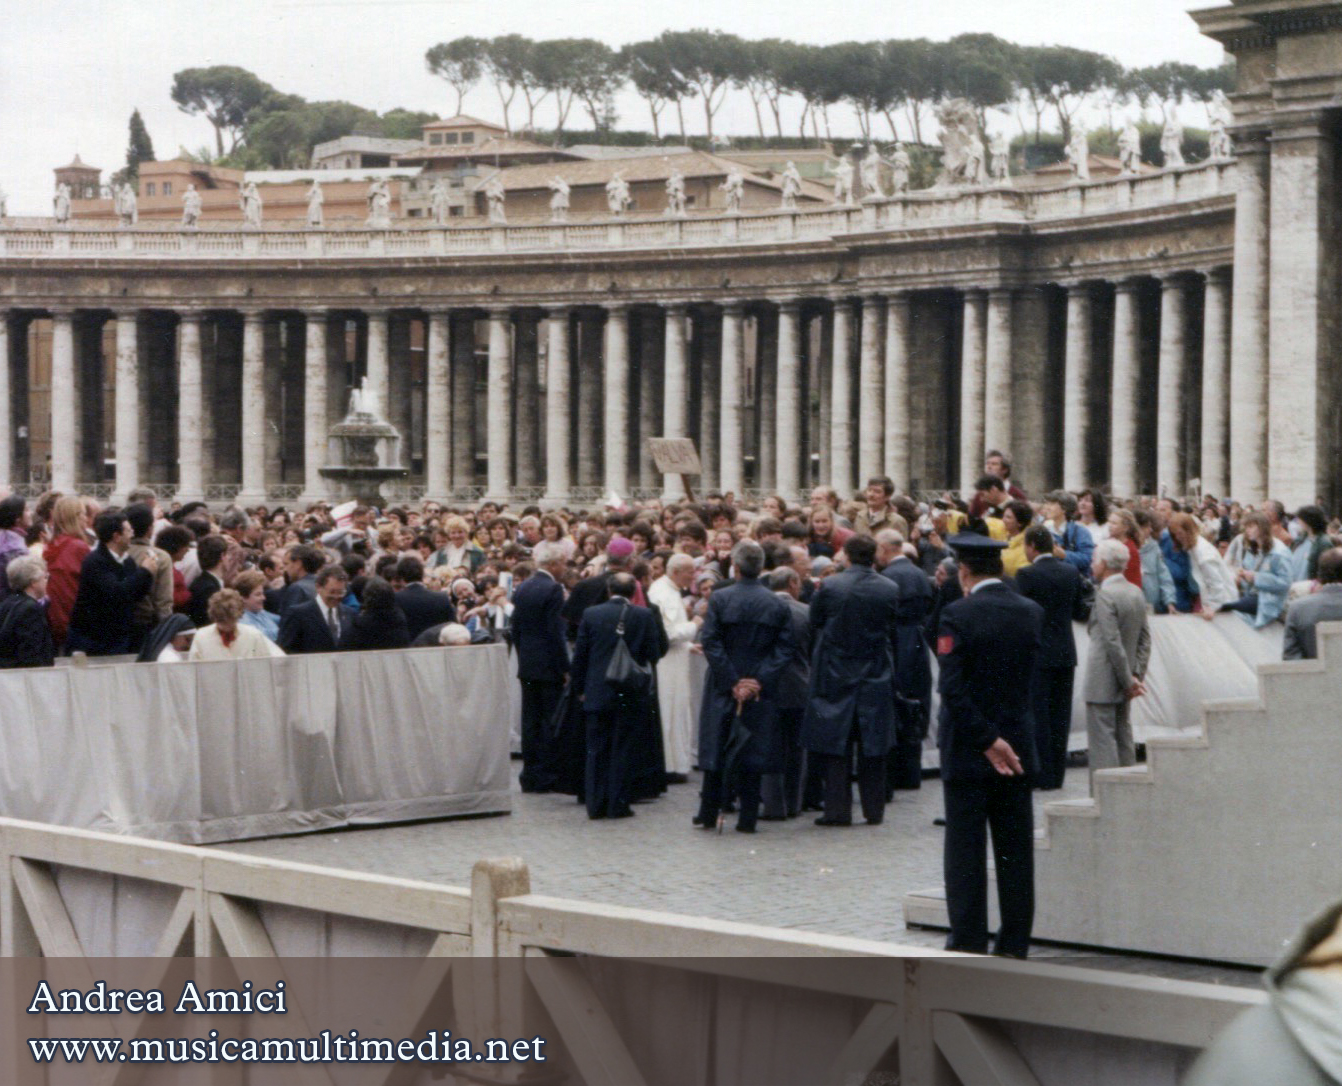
[171,66,278,157]
[1019,45,1123,142]
[425,37,485,116]
[482,34,534,133]
[124,109,156,181]
[657,29,748,141]
[619,40,689,141]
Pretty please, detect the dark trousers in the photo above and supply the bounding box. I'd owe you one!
[64,629,131,657]
[820,725,886,824]
[886,696,928,794]
[943,776,1035,958]
[1030,666,1075,790]
[1220,594,1258,615]
[518,679,561,793]
[761,707,805,818]
[584,704,635,818]
[698,768,761,831]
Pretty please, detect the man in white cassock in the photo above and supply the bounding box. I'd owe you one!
[647,553,701,783]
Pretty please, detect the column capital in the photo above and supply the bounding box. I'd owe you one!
[604,301,630,317]
[113,309,141,322]
[775,297,803,314]
[986,286,1014,301]
[831,297,855,313]
[301,307,329,320]
[176,307,206,321]
[46,305,76,319]
[238,307,267,323]
[486,306,512,322]
[721,301,746,318]
[1199,265,1232,285]
[1159,272,1191,291]
[962,286,989,300]
[663,301,689,316]
[861,293,886,308]
[885,290,912,309]
[1112,277,1144,295]
[544,304,571,319]
[1061,280,1093,296]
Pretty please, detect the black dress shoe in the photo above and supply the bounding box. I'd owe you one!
[692,814,716,828]
[814,817,852,827]
[933,817,946,827]
[759,814,787,822]
[608,809,635,819]
[735,824,756,834]
[665,772,690,785]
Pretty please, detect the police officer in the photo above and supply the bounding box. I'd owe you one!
[936,532,1044,958]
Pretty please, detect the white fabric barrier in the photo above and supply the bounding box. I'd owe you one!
[0,644,513,844]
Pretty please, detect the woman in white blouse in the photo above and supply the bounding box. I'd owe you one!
[188,589,285,661]
[1168,513,1237,613]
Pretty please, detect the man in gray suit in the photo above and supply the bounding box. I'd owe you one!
[1084,538,1152,783]
[1283,548,1342,660]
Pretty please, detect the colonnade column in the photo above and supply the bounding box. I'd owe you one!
[829,301,854,493]
[299,310,329,504]
[1229,137,1269,503]
[175,312,204,504]
[423,310,450,500]
[757,312,777,491]
[857,296,884,483]
[662,304,688,500]
[958,290,987,495]
[545,309,571,504]
[576,313,603,489]
[485,309,513,503]
[1109,281,1141,498]
[603,305,630,496]
[450,313,477,491]
[698,313,720,492]
[0,315,10,489]
[514,313,541,489]
[719,304,744,497]
[637,311,662,490]
[982,288,1013,459]
[1157,276,1187,495]
[883,293,911,487]
[110,312,139,503]
[365,309,389,416]
[49,310,77,493]
[237,310,267,506]
[776,300,802,498]
[1061,284,1092,491]
[1200,268,1231,499]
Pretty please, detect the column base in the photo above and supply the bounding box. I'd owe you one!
[173,491,205,508]
[540,491,570,509]
[296,491,332,510]
[234,491,268,510]
[483,491,513,507]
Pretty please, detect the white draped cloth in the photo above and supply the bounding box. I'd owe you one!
[648,575,699,774]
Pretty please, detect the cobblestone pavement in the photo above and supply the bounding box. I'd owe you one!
[220,765,1258,986]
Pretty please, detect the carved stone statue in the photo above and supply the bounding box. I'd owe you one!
[665,169,687,217]
[53,183,71,224]
[348,376,373,417]
[548,176,570,222]
[240,182,263,227]
[1207,110,1232,160]
[855,146,881,201]
[1161,112,1185,169]
[780,161,802,209]
[935,99,988,186]
[989,132,1011,184]
[0,185,8,218]
[1118,121,1143,176]
[824,155,854,205]
[430,177,451,225]
[484,175,506,223]
[720,167,745,214]
[115,183,138,227]
[181,183,202,227]
[605,171,631,215]
[1065,127,1090,183]
[890,145,911,194]
[366,179,392,228]
[306,180,324,227]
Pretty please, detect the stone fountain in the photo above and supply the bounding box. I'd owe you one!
[319,378,408,504]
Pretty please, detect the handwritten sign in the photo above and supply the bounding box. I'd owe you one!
[648,437,701,476]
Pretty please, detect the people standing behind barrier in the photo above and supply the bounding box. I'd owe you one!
[647,553,702,785]
[1084,539,1151,781]
[1040,491,1094,578]
[43,495,91,650]
[234,569,280,642]
[125,503,174,651]
[853,476,907,537]
[1283,549,1342,660]
[0,556,54,668]
[338,575,410,652]
[153,525,195,614]
[0,495,29,598]
[1210,511,1292,627]
[510,540,570,795]
[1290,506,1333,584]
[875,529,934,793]
[760,566,811,819]
[188,535,229,628]
[67,510,159,657]
[1000,500,1034,577]
[1133,510,1176,613]
[278,564,351,654]
[189,589,284,661]
[394,555,456,641]
[1104,507,1143,588]
[1167,513,1237,613]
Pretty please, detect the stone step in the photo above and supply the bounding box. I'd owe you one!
[1041,797,1098,817]
[1092,765,1152,784]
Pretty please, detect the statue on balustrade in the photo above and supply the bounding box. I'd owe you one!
[53,183,71,224]
[429,177,451,225]
[606,171,631,215]
[484,174,507,223]
[115,183,138,227]
[989,132,1011,184]
[721,167,745,214]
[240,182,263,227]
[306,180,324,227]
[665,169,687,217]
[1065,126,1091,183]
[1207,94,1233,160]
[936,99,988,186]
[366,179,392,228]
[181,183,202,228]
[780,161,803,209]
[860,146,885,200]
[1161,111,1185,169]
[1118,121,1143,176]
[0,184,8,218]
[548,176,570,222]
[890,144,911,194]
[824,154,854,205]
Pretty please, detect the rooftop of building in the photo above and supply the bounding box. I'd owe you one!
[312,135,424,157]
[245,165,423,185]
[421,114,507,132]
[395,135,580,166]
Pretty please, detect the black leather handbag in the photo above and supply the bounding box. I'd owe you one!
[604,601,653,696]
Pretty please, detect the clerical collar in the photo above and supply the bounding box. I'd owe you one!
[970,578,1002,594]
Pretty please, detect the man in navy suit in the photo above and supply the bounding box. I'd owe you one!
[394,555,457,641]
[510,541,571,793]
[277,545,324,618]
[1015,525,1091,790]
[937,532,1044,959]
[876,529,935,792]
[570,573,661,819]
[66,510,159,656]
[277,565,352,654]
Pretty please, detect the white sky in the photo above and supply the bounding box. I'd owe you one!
[0,1,1228,213]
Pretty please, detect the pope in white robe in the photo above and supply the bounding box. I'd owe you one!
[647,556,701,776]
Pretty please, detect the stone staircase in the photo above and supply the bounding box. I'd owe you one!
[904,621,1342,966]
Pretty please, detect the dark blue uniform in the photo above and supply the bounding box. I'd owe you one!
[880,555,935,792]
[695,577,794,832]
[937,578,1044,958]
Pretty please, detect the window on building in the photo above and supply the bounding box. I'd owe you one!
[461,132,475,144]
[145,183,156,196]
[162,182,172,195]
[444,133,459,145]
[430,133,443,145]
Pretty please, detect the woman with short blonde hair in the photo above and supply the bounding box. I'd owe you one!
[189,588,284,661]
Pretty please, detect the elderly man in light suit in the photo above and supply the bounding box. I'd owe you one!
[1084,538,1151,784]
[1283,548,1342,661]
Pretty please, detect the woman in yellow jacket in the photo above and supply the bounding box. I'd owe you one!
[1000,501,1036,577]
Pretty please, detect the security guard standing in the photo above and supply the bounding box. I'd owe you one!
[936,532,1045,958]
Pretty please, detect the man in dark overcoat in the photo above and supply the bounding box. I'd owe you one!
[875,529,934,792]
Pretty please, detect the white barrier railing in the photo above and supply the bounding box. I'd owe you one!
[1,162,1234,262]
[0,815,1260,1085]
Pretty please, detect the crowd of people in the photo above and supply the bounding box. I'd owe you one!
[2,450,1341,956]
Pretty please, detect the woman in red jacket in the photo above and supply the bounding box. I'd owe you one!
[42,495,91,650]
[1106,507,1144,589]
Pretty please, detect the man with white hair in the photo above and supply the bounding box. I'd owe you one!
[647,552,702,783]
[1083,537,1151,783]
[510,539,571,793]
